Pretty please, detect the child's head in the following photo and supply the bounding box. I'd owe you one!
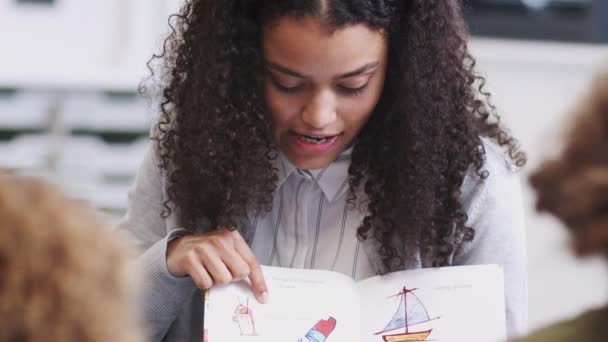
[150,0,524,270]
[0,171,142,342]
[530,70,608,257]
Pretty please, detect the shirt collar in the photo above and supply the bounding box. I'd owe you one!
[275,146,353,203]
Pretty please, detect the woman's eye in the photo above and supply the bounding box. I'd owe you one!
[338,83,369,96]
[270,77,304,93]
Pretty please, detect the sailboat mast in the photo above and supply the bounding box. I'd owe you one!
[403,287,409,334]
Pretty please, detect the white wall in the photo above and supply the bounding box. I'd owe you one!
[0,0,181,89]
[470,38,608,332]
[0,0,121,68]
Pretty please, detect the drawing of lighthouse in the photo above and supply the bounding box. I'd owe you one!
[232,297,257,336]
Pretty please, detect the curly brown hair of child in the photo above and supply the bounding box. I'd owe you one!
[530,70,608,257]
[0,171,143,342]
[141,0,526,272]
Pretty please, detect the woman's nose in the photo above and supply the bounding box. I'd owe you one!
[301,90,337,129]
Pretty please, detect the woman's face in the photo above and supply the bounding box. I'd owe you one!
[262,16,388,170]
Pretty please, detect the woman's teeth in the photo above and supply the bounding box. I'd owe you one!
[298,134,331,144]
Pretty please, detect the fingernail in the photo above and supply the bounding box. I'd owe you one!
[259,291,269,304]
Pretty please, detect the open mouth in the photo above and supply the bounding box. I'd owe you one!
[289,131,343,153]
[296,134,337,144]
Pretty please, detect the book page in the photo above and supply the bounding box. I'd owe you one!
[356,264,506,342]
[205,266,361,342]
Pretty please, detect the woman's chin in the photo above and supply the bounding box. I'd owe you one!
[290,156,334,170]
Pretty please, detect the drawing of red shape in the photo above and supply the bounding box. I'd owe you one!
[303,316,337,342]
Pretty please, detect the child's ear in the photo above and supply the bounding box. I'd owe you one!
[558,167,608,219]
[572,217,608,257]
[562,167,608,256]
[529,160,566,213]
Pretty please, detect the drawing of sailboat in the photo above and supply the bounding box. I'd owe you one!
[375,287,438,342]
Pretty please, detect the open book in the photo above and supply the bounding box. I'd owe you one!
[204,264,506,342]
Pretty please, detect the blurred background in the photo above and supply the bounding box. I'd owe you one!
[0,0,607,336]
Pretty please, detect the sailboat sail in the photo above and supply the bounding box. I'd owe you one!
[378,291,430,334]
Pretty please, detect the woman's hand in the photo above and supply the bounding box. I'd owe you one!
[166,228,268,304]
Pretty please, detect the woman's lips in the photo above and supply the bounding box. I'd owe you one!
[290,131,342,153]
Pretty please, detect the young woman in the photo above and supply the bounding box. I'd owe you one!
[118,1,528,340]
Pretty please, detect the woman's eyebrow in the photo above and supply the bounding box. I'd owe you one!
[336,61,379,79]
[265,61,379,79]
[266,62,305,78]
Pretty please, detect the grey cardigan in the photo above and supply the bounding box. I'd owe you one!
[116,139,528,341]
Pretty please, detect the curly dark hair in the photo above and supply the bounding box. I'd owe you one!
[142,0,526,272]
[530,70,608,257]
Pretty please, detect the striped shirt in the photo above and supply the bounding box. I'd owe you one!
[245,147,376,280]
[116,138,527,342]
